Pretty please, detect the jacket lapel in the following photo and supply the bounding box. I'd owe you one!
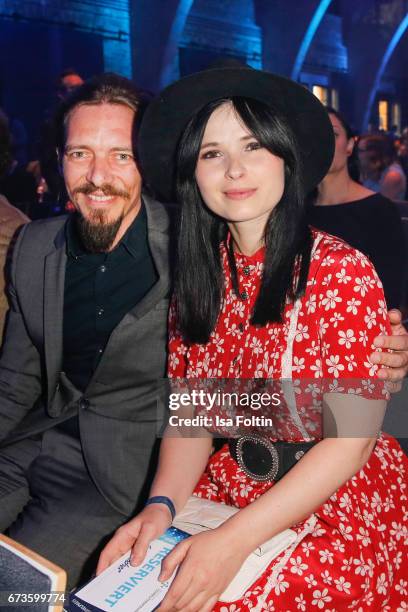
[124,194,172,321]
[44,226,67,406]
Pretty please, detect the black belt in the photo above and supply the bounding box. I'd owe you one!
[228,435,316,482]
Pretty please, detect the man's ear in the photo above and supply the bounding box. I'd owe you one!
[346,137,355,157]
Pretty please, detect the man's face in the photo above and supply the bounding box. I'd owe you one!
[62,103,142,251]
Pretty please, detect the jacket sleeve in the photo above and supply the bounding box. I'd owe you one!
[0,223,42,443]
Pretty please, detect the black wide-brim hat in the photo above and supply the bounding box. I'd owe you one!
[139,67,334,203]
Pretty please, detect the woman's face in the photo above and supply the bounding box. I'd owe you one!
[195,102,285,226]
[327,113,354,175]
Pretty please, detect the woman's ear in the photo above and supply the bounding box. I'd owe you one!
[346,137,355,158]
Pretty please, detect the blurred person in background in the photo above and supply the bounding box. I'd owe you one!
[308,108,406,311]
[38,68,84,216]
[0,110,36,217]
[397,129,408,197]
[358,132,406,200]
[0,109,29,339]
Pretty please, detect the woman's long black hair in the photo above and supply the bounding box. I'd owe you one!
[174,96,313,344]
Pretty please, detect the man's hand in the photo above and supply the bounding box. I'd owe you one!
[96,505,172,575]
[370,309,408,383]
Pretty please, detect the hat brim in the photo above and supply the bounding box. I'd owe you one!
[139,67,334,202]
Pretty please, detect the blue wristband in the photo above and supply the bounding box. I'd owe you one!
[145,496,176,521]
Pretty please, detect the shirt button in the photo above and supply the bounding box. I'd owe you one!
[99,265,107,273]
[78,398,89,410]
[241,291,248,301]
[98,348,103,354]
[238,323,244,332]
[97,308,104,316]
[243,266,251,276]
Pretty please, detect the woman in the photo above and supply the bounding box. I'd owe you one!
[98,68,407,610]
[358,132,407,200]
[308,108,406,310]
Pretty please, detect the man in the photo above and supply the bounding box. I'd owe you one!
[0,73,406,590]
[0,74,171,588]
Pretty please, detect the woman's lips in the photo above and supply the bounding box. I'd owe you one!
[223,188,257,200]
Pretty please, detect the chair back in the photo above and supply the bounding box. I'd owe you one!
[0,534,67,612]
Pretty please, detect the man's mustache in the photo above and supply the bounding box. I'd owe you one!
[72,183,130,200]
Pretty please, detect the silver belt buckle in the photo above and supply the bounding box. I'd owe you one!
[235,434,279,482]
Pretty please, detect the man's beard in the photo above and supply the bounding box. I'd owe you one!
[72,182,130,253]
[76,210,124,253]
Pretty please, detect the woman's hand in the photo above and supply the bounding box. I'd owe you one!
[158,527,249,612]
[96,504,173,575]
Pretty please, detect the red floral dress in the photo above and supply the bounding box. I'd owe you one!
[168,230,408,611]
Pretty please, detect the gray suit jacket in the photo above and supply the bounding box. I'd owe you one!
[0,195,171,515]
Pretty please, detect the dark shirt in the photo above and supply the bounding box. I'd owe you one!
[307,193,406,309]
[63,202,158,392]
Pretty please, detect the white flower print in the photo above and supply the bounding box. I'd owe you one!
[326,355,345,377]
[345,354,357,371]
[249,336,263,355]
[310,359,323,378]
[168,353,180,369]
[358,329,369,346]
[295,593,306,611]
[397,602,408,611]
[376,572,388,595]
[321,569,333,585]
[339,492,352,512]
[292,356,306,374]
[307,294,317,313]
[334,576,351,593]
[301,541,315,557]
[319,549,334,564]
[364,306,377,329]
[338,329,356,349]
[346,297,361,314]
[332,539,345,553]
[269,573,289,595]
[329,311,344,327]
[318,317,329,336]
[339,522,354,541]
[362,509,375,529]
[289,556,308,575]
[305,573,318,589]
[390,521,408,542]
[230,300,246,317]
[354,275,376,297]
[306,341,319,356]
[363,360,378,376]
[356,526,371,547]
[312,588,332,608]
[341,557,353,572]
[396,579,408,596]
[295,323,310,342]
[394,551,403,570]
[336,267,352,284]
[321,289,342,310]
